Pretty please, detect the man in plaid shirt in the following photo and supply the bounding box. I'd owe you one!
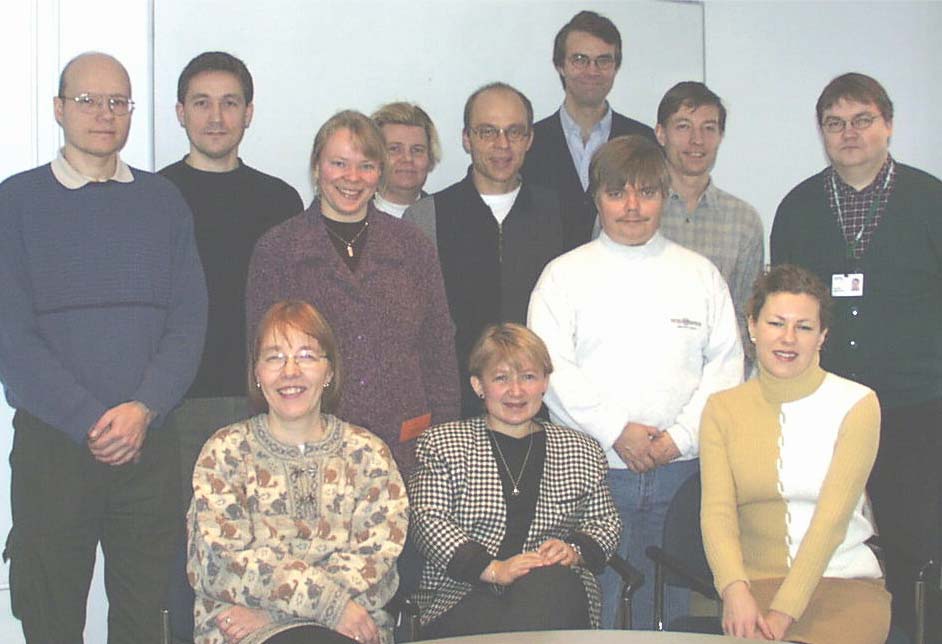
[655,82,764,378]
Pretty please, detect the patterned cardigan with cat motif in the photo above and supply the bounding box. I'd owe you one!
[187,413,408,644]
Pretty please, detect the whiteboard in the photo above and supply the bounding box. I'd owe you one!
[154,0,703,203]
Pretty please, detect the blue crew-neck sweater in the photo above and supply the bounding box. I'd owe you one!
[0,163,208,443]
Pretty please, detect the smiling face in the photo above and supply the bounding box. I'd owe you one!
[54,54,132,172]
[176,70,253,171]
[462,88,533,195]
[557,30,618,109]
[471,359,548,434]
[821,98,892,183]
[380,123,431,203]
[749,292,828,380]
[656,104,722,179]
[314,128,382,221]
[255,326,333,432]
[596,181,664,246]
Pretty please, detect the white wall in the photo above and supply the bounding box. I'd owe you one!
[152,0,704,204]
[704,1,942,254]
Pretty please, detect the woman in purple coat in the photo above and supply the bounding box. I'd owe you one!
[246,110,460,475]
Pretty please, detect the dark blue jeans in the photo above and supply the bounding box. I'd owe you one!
[599,459,699,630]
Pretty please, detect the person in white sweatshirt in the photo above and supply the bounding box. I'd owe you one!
[528,134,743,629]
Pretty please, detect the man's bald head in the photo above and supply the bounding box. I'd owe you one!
[58,52,131,98]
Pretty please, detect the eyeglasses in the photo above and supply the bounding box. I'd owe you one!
[568,53,616,71]
[259,350,328,372]
[821,113,881,134]
[469,125,530,143]
[60,93,135,116]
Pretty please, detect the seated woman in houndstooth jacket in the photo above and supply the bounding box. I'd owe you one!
[409,322,621,638]
[187,300,408,644]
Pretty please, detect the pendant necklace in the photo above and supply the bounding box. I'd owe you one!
[489,421,534,497]
[324,218,369,257]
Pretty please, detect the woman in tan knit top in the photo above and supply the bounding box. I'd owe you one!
[700,265,890,643]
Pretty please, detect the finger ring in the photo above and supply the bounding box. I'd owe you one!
[225,616,231,625]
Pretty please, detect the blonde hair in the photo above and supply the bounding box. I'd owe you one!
[371,101,441,169]
[468,323,553,378]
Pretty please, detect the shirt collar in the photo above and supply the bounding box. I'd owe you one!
[559,102,613,141]
[829,154,894,195]
[51,148,134,189]
[668,178,717,210]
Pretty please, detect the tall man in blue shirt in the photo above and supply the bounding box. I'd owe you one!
[523,10,655,249]
[0,52,207,643]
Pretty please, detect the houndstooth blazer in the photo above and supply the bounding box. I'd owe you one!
[409,416,621,627]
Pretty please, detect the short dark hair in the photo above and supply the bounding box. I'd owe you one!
[588,134,670,201]
[177,51,253,104]
[816,72,893,125]
[657,81,727,133]
[462,82,534,133]
[552,11,622,88]
[748,264,833,330]
[248,300,341,413]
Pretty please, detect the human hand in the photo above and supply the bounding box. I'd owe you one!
[480,552,546,585]
[650,431,681,466]
[87,401,153,465]
[764,609,793,641]
[335,600,379,644]
[216,605,271,643]
[537,538,582,567]
[721,580,774,639]
[613,422,659,473]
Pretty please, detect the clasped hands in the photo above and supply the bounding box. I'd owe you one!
[480,538,582,586]
[613,422,680,473]
[721,580,794,640]
[87,400,153,466]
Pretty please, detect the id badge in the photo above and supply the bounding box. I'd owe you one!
[832,273,864,297]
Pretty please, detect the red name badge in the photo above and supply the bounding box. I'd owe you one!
[400,412,432,443]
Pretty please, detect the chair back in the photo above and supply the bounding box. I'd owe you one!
[661,473,713,590]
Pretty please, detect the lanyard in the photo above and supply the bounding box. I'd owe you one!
[832,161,894,259]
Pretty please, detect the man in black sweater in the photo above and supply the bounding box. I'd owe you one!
[405,83,564,417]
[522,10,655,249]
[771,72,942,641]
[160,52,302,507]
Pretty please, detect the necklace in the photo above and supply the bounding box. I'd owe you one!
[324,218,369,257]
[489,421,535,497]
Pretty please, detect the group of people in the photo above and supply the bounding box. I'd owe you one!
[0,7,939,644]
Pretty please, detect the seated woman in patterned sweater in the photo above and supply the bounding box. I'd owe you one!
[187,300,408,644]
[409,323,621,638]
[700,265,890,643]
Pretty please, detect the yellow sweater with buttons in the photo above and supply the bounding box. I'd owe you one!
[700,360,882,620]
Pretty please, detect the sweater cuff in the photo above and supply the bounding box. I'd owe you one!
[446,541,493,584]
[568,531,606,574]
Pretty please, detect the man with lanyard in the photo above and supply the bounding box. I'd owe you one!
[522,10,654,250]
[771,72,942,641]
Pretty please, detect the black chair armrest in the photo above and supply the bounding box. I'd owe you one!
[645,545,717,599]
[608,553,644,595]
